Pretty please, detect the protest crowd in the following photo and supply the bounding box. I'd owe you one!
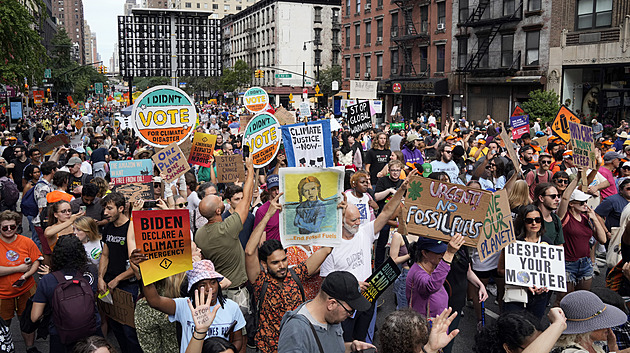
[1,96,630,353]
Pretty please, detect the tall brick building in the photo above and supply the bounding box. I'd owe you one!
[548,0,630,122]
[52,0,86,64]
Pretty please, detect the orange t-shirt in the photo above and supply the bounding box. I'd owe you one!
[46,190,73,203]
[0,235,41,299]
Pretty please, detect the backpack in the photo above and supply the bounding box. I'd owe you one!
[21,181,45,217]
[51,271,97,344]
[0,176,19,211]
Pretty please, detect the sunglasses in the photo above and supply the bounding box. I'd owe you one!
[544,194,561,199]
[1,224,16,231]
[177,202,188,208]
[623,166,630,170]
[443,150,453,154]
[573,200,587,206]
[540,160,552,165]
[555,179,569,185]
[524,217,542,224]
[153,183,161,188]
[334,299,356,316]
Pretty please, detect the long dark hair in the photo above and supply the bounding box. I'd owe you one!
[189,279,227,308]
[474,311,545,353]
[48,200,71,226]
[202,337,237,353]
[513,204,545,241]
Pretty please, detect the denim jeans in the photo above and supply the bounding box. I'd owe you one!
[26,215,40,250]
[108,283,142,353]
[394,267,409,310]
[565,257,594,285]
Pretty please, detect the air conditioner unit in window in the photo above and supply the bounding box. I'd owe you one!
[365,3,371,9]
[391,68,397,74]
[355,72,360,78]
[377,36,382,42]
[437,23,445,30]
[364,72,370,78]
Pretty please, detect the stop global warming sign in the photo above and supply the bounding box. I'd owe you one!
[132,85,196,148]
[348,101,372,135]
[242,112,282,168]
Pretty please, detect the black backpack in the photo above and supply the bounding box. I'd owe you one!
[51,271,97,344]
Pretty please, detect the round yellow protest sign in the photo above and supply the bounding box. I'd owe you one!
[131,86,196,148]
[243,87,269,114]
[242,113,281,168]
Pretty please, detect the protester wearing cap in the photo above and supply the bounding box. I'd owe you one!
[402,134,424,165]
[614,131,629,152]
[66,155,93,197]
[253,174,281,241]
[406,234,466,319]
[468,136,488,161]
[141,259,246,353]
[526,152,553,200]
[618,161,630,189]
[593,151,622,200]
[278,271,375,353]
[554,290,627,353]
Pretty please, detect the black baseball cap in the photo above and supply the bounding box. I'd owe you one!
[322,271,371,312]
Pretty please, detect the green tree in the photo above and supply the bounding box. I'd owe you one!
[0,0,47,89]
[219,60,252,94]
[318,65,342,97]
[521,89,561,123]
[134,77,169,91]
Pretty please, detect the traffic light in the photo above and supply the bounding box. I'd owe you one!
[103,66,107,74]
[255,69,264,78]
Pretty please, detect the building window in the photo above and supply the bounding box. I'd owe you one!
[355,24,360,46]
[437,2,445,25]
[503,0,515,16]
[333,8,340,23]
[365,22,371,44]
[236,5,241,10]
[185,2,191,7]
[420,46,428,72]
[213,4,218,9]
[365,56,371,76]
[345,58,350,78]
[377,0,382,8]
[457,38,467,68]
[332,51,339,65]
[528,0,541,11]
[420,5,429,32]
[314,7,322,22]
[365,0,370,10]
[391,12,398,37]
[376,19,383,40]
[376,54,383,77]
[501,34,514,67]
[224,4,230,10]
[314,28,322,44]
[525,30,540,66]
[459,0,469,23]
[356,0,360,13]
[355,56,360,76]
[197,3,200,8]
[332,29,340,45]
[391,49,398,74]
[346,0,350,15]
[577,0,612,29]
[345,26,351,47]
[436,45,444,72]
[477,36,489,68]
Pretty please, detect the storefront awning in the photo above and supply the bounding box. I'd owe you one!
[379,78,448,96]
[466,76,545,85]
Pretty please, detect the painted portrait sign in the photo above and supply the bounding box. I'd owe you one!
[279,167,344,247]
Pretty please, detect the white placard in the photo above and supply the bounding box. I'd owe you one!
[299,102,311,117]
[504,241,567,292]
[370,100,383,114]
[391,106,398,116]
[350,80,378,100]
[340,99,357,113]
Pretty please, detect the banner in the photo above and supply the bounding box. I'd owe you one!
[279,167,344,247]
[97,288,135,327]
[153,142,190,183]
[476,189,516,262]
[568,121,597,170]
[505,241,567,292]
[36,134,70,155]
[215,154,246,183]
[404,175,491,247]
[242,112,282,168]
[349,80,378,100]
[113,183,154,203]
[348,101,371,135]
[188,132,217,168]
[390,123,405,131]
[281,120,333,168]
[110,159,154,185]
[510,115,530,139]
[361,257,401,303]
[133,209,192,285]
[370,100,383,114]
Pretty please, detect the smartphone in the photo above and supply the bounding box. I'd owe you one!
[355,349,376,353]
[243,145,250,159]
[12,279,25,287]
[144,200,157,208]
[80,205,87,213]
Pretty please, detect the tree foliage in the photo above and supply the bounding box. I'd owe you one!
[219,60,252,93]
[180,76,221,101]
[318,65,342,97]
[134,76,169,91]
[0,0,47,89]
[521,89,561,123]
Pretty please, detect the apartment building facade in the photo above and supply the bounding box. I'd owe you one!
[52,0,86,64]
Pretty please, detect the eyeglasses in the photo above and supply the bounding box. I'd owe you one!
[58,209,72,214]
[543,194,561,199]
[540,160,552,165]
[176,202,188,208]
[555,179,569,185]
[334,299,355,316]
[524,217,542,224]
[1,225,16,231]
[389,169,401,173]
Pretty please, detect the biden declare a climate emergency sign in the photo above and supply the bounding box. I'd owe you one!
[133,209,192,285]
[132,86,196,148]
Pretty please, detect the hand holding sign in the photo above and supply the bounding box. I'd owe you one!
[187,288,220,334]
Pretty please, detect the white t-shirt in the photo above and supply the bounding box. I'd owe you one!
[320,221,377,282]
[430,160,461,184]
[169,297,245,353]
[344,190,375,225]
[83,240,103,266]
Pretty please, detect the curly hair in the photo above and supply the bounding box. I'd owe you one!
[0,210,21,224]
[474,311,545,353]
[379,309,429,353]
[90,177,109,198]
[297,176,322,202]
[51,234,88,272]
[72,335,117,353]
[349,170,369,189]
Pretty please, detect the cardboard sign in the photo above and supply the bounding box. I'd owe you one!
[36,134,70,155]
[188,132,217,168]
[113,183,154,203]
[179,137,193,159]
[532,136,548,152]
[98,288,135,327]
[238,115,252,134]
[215,154,246,183]
[404,175,491,247]
[391,106,398,116]
[552,105,581,143]
[69,135,83,151]
[476,190,516,262]
[110,159,154,185]
[281,120,334,168]
[279,167,344,247]
[274,106,295,125]
[568,121,597,170]
[510,115,530,139]
[133,209,192,285]
[131,85,196,148]
[153,142,190,183]
[242,112,282,168]
[361,257,401,303]
[243,87,269,114]
[348,101,371,135]
[505,241,567,292]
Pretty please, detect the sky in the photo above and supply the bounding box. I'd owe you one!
[83,0,127,69]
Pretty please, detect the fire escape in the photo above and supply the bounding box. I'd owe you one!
[390,0,430,77]
[458,0,523,74]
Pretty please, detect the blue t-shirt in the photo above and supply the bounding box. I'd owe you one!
[90,147,109,163]
[595,193,629,229]
[169,297,245,353]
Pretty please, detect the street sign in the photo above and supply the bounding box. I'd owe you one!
[552,105,581,143]
[289,93,294,101]
[315,85,323,97]
[44,69,51,79]
[95,82,103,94]
[43,83,53,88]
[275,74,292,78]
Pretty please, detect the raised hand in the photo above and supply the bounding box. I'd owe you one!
[447,233,466,254]
[424,307,459,353]
[187,288,220,334]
